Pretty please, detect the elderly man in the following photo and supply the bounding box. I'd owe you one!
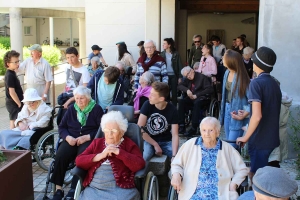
[134,40,168,90]
[177,66,214,137]
[188,35,204,67]
[238,166,298,200]
[18,44,53,103]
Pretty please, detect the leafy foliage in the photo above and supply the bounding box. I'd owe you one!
[0,37,10,49]
[0,150,6,163]
[0,43,9,75]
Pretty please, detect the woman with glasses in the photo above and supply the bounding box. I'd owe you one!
[76,111,145,200]
[0,88,51,150]
[50,86,104,200]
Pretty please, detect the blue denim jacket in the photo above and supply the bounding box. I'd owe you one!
[219,70,250,130]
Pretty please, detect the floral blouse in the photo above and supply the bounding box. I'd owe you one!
[190,137,221,200]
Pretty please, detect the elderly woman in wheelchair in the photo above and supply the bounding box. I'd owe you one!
[171,117,249,200]
[51,86,103,200]
[0,88,52,150]
[75,111,145,199]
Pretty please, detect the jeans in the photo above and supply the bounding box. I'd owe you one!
[224,103,243,148]
[143,140,173,161]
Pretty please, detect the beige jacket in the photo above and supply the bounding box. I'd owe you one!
[14,101,52,129]
[120,53,137,72]
[171,137,249,200]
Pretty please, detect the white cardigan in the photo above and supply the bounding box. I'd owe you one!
[171,137,249,200]
[14,101,52,129]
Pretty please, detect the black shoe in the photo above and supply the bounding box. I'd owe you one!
[179,125,186,134]
[64,189,75,200]
[52,189,64,200]
[184,127,196,137]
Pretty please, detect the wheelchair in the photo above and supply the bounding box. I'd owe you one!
[167,140,249,200]
[70,105,160,200]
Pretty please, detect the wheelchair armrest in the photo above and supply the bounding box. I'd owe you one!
[135,161,149,179]
[71,166,88,183]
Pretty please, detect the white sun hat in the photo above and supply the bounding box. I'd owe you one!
[22,88,42,102]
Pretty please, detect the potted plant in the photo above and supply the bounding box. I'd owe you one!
[0,149,34,200]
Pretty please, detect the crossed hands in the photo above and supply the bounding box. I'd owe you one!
[93,144,120,162]
[66,135,90,146]
[18,122,29,131]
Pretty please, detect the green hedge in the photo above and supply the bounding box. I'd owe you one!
[0,37,10,49]
[0,44,61,75]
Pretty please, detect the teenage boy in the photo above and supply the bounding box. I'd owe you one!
[4,50,24,129]
[63,47,91,109]
[236,46,282,182]
[137,82,179,161]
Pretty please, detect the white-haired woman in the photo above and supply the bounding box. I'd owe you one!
[0,88,52,150]
[87,56,101,77]
[76,111,145,200]
[133,71,155,114]
[171,117,249,200]
[51,86,104,200]
[242,47,254,78]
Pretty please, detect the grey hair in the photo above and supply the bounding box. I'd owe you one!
[91,56,100,65]
[101,111,128,135]
[144,39,156,47]
[193,34,202,40]
[73,86,91,100]
[181,66,192,76]
[141,71,155,86]
[115,61,125,69]
[200,117,221,134]
[243,47,254,56]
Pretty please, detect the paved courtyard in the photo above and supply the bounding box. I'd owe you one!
[0,65,300,199]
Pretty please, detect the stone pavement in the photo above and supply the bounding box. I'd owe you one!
[0,64,299,199]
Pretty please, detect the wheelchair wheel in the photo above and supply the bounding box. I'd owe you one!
[34,130,59,171]
[209,98,220,119]
[167,186,178,200]
[74,180,82,200]
[143,171,159,200]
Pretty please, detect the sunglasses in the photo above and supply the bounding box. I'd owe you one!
[194,41,201,43]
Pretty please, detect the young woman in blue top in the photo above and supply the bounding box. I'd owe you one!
[219,50,250,147]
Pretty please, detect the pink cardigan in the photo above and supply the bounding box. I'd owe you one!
[195,55,217,77]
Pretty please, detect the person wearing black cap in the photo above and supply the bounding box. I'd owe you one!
[238,166,298,200]
[237,46,282,182]
[87,45,107,66]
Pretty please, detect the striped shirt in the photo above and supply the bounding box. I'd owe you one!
[134,57,168,89]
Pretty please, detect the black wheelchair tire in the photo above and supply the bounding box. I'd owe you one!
[209,99,220,119]
[34,130,59,171]
[143,171,159,200]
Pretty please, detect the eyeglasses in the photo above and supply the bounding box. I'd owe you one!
[194,41,201,43]
[25,101,36,105]
[103,128,119,134]
[186,69,193,77]
[9,60,21,64]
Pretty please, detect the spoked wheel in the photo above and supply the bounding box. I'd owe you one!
[143,172,159,200]
[209,99,220,119]
[34,130,59,171]
[167,186,178,200]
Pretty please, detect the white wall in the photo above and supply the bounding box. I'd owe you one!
[161,0,175,51]
[188,13,257,49]
[258,0,300,102]
[85,0,146,66]
[22,18,37,46]
[38,18,79,45]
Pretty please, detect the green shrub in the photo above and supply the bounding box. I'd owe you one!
[0,37,10,49]
[0,150,6,163]
[0,43,9,75]
[23,45,61,67]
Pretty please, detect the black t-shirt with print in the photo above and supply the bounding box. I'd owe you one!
[4,69,23,101]
[140,100,178,142]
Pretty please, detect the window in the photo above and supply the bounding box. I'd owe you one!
[24,26,32,35]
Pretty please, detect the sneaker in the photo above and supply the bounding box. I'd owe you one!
[179,125,186,134]
[64,189,75,200]
[184,127,196,137]
[52,189,64,200]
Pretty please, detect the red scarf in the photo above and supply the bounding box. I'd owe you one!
[137,51,165,71]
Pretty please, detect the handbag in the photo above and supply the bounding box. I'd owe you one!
[57,66,79,105]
